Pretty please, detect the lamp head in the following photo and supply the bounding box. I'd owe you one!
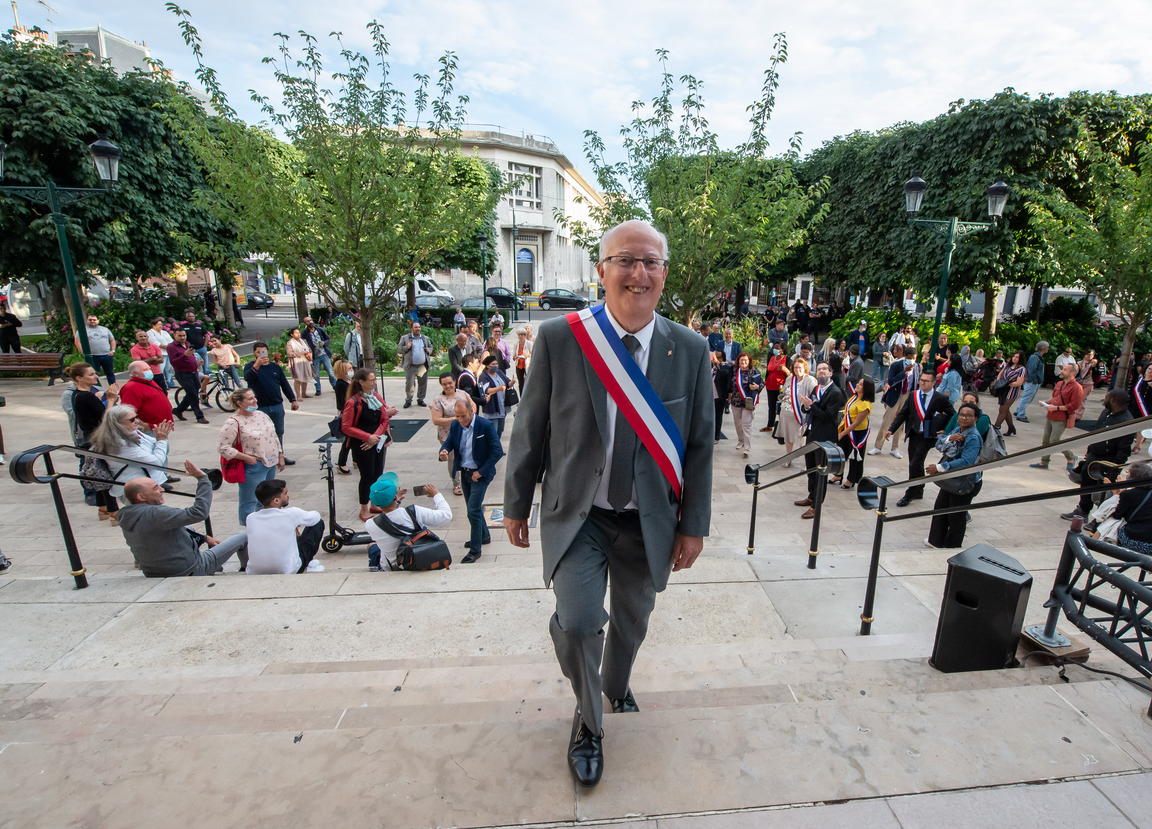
[88,134,121,189]
[477,233,488,245]
[903,173,927,219]
[986,178,1009,221]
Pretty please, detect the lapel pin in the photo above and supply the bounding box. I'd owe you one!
[667,350,672,356]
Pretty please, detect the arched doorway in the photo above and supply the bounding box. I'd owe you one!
[516,248,535,293]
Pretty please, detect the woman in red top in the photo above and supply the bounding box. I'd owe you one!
[341,369,399,521]
[759,345,789,433]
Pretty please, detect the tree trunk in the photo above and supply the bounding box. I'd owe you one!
[59,285,80,345]
[405,271,416,310]
[360,305,377,372]
[294,277,310,323]
[1117,319,1141,393]
[174,271,189,298]
[981,280,998,341]
[1030,284,1044,321]
[219,275,237,332]
[734,282,747,316]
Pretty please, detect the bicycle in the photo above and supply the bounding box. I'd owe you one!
[172,368,238,413]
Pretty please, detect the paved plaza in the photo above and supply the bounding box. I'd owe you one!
[0,370,1150,827]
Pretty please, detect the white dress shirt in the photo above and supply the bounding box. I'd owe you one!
[592,308,655,511]
[245,507,323,575]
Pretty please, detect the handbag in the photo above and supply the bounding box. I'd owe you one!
[328,414,345,439]
[221,418,246,484]
[372,506,452,571]
[935,431,978,494]
[80,455,116,492]
[504,383,519,408]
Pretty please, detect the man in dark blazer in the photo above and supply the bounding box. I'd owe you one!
[448,332,469,381]
[885,368,956,506]
[794,361,846,519]
[503,220,713,789]
[439,398,504,563]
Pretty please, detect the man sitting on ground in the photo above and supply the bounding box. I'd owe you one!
[244,479,326,574]
[364,472,453,571]
[119,461,248,576]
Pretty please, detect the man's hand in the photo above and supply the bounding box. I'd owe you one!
[206,536,220,547]
[439,449,449,462]
[504,517,530,548]
[290,401,300,411]
[926,464,939,475]
[184,460,205,478]
[472,470,481,482]
[671,535,704,572]
[422,484,439,498]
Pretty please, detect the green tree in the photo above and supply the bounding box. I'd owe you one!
[561,40,828,324]
[1028,137,1152,385]
[0,35,245,331]
[166,8,503,370]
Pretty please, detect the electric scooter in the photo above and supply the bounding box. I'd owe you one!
[318,438,373,553]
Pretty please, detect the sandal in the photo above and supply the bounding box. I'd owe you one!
[453,485,463,496]
[98,507,109,521]
[840,483,854,490]
[108,513,119,527]
[337,465,351,475]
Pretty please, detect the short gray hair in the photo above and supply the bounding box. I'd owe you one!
[515,326,528,336]
[598,220,669,262]
[1128,461,1152,482]
[1036,341,1049,351]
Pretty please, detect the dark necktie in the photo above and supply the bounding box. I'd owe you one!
[608,335,641,510]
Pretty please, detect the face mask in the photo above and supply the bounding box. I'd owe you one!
[246,405,259,413]
[346,370,354,380]
[143,371,154,381]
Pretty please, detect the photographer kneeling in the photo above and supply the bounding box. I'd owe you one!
[365,472,453,572]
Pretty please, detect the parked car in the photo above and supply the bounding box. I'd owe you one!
[415,295,455,310]
[485,286,525,310]
[246,291,275,309]
[538,288,587,311]
[461,298,487,311]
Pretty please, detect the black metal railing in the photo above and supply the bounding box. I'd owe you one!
[852,415,1152,636]
[8,444,221,589]
[745,440,844,569]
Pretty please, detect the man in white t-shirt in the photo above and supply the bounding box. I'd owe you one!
[244,479,326,574]
[364,471,453,571]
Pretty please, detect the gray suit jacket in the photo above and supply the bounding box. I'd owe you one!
[397,333,433,370]
[503,312,714,592]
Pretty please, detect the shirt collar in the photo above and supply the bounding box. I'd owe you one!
[603,306,655,351]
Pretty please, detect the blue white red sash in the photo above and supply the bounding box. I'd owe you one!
[842,395,871,460]
[735,369,758,403]
[1136,379,1150,417]
[913,390,929,423]
[567,306,685,500]
[790,375,804,425]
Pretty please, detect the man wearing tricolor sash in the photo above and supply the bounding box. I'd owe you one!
[503,220,714,789]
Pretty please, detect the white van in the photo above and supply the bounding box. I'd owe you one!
[386,274,454,304]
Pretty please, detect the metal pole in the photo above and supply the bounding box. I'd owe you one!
[747,468,760,554]
[43,452,88,589]
[481,246,488,340]
[1024,525,1077,648]
[928,216,957,369]
[807,455,827,570]
[859,486,888,636]
[47,181,92,365]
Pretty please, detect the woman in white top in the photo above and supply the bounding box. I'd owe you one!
[513,326,533,395]
[147,317,175,387]
[777,356,818,466]
[89,404,173,527]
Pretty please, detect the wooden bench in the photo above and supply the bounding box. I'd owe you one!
[0,352,66,385]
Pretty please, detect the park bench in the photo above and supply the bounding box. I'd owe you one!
[0,351,66,385]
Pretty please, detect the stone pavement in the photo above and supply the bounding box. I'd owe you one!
[1,373,1150,827]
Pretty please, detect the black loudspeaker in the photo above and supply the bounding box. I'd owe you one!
[930,544,1032,673]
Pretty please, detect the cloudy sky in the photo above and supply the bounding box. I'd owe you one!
[13,0,1152,173]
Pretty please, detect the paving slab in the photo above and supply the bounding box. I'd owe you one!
[1,601,131,671]
[1092,773,1152,829]
[658,800,902,829]
[0,573,158,603]
[759,576,938,639]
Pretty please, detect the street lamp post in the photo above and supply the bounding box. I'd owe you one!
[478,232,489,340]
[0,135,122,364]
[904,174,1009,368]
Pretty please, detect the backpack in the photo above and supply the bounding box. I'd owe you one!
[976,424,1008,465]
[371,506,452,571]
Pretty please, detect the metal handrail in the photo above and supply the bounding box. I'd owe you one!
[8,444,221,589]
[745,440,844,569]
[852,414,1152,636]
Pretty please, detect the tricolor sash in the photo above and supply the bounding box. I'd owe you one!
[1136,379,1150,417]
[790,375,804,425]
[567,306,685,500]
[842,395,871,461]
[914,390,933,438]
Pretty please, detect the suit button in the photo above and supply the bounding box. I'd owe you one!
[579,511,586,519]
[595,468,602,476]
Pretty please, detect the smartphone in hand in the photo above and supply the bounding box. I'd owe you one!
[413,485,427,496]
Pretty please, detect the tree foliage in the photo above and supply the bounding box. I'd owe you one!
[560,39,829,324]
[165,6,502,369]
[1028,137,1152,384]
[0,36,244,301]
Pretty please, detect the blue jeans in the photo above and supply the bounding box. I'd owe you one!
[259,403,285,449]
[313,353,336,391]
[490,416,505,438]
[459,472,491,553]
[161,356,175,388]
[195,346,209,374]
[92,354,116,386]
[237,462,277,526]
[871,359,887,385]
[219,366,242,388]
[1014,382,1040,418]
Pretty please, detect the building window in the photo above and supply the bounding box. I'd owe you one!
[508,163,542,210]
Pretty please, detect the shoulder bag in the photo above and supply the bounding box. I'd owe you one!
[221,417,246,484]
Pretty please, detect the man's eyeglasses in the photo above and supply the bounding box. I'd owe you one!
[601,255,668,273]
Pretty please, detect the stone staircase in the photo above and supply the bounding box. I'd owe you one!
[3,604,1150,828]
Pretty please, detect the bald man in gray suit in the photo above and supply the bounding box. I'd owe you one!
[504,220,714,788]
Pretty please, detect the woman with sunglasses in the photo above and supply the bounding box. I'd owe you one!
[88,404,174,528]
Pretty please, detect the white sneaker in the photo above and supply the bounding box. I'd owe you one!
[305,561,325,573]
[867,448,881,456]
[924,537,935,548]
[0,455,5,465]
[891,449,903,459]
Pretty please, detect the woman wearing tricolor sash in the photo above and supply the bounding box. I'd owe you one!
[728,352,763,458]
[834,378,875,489]
[777,356,817,465]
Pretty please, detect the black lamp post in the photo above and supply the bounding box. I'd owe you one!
[478,232,488,339]
[0,134,123,364]
[903,173,1009,368]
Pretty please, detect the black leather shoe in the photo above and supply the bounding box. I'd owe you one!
[896,495,914,507]
[610,689,639,713]
[461,550,481,563]
[283,458,296,466]
[567,708,604,788]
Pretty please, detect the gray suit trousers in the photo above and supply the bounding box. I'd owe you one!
[550,508,657,734]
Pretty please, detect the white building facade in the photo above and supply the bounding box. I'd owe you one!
[431,129,604,299]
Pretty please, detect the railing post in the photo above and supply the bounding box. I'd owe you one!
[747,466,760,555]
[43,453,88,589]
[1024,523,1079,648]
[808,452,826,570]
[859,486,888,636]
